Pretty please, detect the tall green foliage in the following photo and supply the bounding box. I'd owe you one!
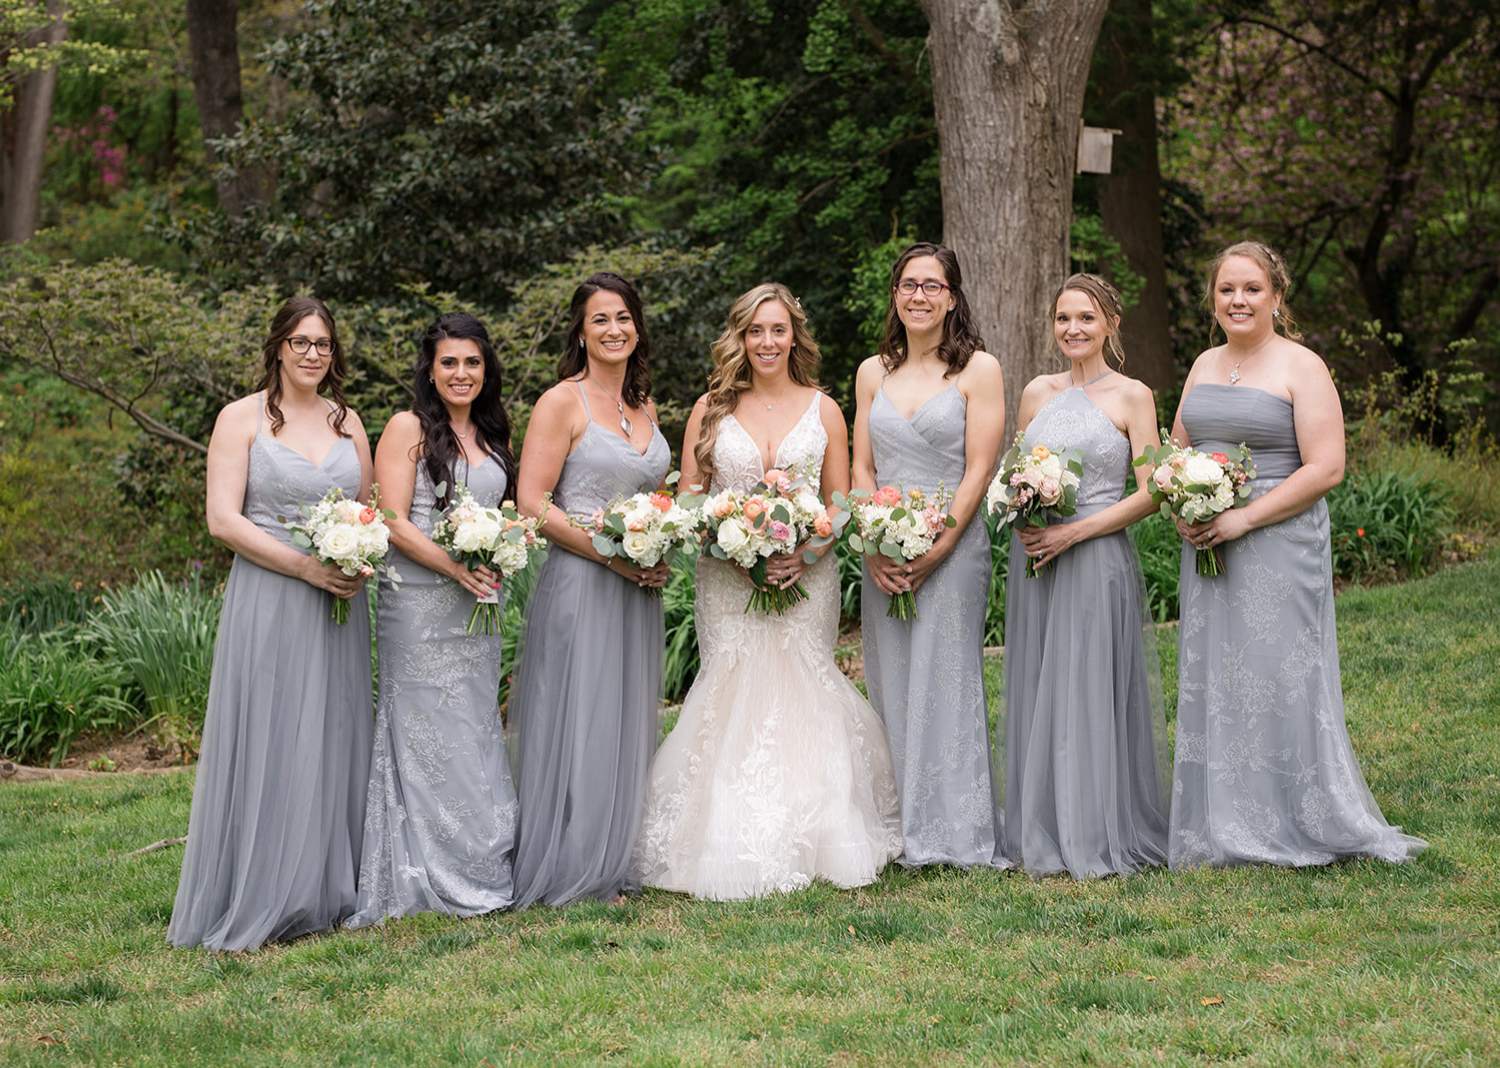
[172,0,651,308]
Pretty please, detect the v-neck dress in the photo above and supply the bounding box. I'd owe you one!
[862,384,1006,869]
[508,383,671,907]
[169,401,373,951]
[1000,382,1170,878]
[632,394,902,899]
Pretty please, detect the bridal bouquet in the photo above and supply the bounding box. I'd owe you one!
[580,482,698,597]
[986,434,1084,577]
[838,484,956,620]
[1134,430,1256,577]
[286,485,398,624]
[695,467,844,615]
[430,483,546,634]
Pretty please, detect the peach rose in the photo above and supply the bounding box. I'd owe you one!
[814,512,833,538]
[650,492,673,512]
[872,485,901,507]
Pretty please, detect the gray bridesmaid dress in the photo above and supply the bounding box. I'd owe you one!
[348,457,519,927]
[1169,385,1426,868]
[861,384,1005,868]
[1000,379,1170,878]
[169,402,372,951]
[509,383,670,907]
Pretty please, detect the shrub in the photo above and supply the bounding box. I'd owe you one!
[0,578,98,633]
[662,553,699,701]
[0,632,134,766]
[76,571,221,760]
[1326,470,1453,582]
[1132,512,1183,623]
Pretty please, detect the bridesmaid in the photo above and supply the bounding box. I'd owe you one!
[169,297,374,951]
[348,312,520,927]
[851,242,1007,869]
[1001,274,1170,878]
[1169,241,1426,868]
[509,272,671,907]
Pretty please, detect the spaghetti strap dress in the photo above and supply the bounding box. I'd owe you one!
[508,381,670,906]
[169,398,373,951]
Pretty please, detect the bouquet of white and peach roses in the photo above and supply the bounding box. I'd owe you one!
[986,434,1084,577]
[837,484,957,620]
[429,483,546,634]
[285,485,399,624]
[1133,430,1256,577]
[579,480,698,597]
[693,467,845,615]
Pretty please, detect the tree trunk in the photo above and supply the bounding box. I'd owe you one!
[0,0,66,244]
[185,0,258,214]
[919,0,1110,436]
[1092,0,1174,399]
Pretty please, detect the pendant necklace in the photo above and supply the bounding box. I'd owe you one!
[592,378,633,436]
[1228,362,1243,385]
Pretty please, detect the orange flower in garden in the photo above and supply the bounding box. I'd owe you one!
[1357,528,1365,537]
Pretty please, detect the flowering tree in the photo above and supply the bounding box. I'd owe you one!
[1166,0,1500,399]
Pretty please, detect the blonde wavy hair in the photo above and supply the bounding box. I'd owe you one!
[693,282,822,492]
[1205,240,1304,342]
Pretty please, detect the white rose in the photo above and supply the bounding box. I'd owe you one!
[1182,452,1225,486]
[622,530,654,563]
[317,525,360,562]
[1039,454,1063,480]
[717,517,749,557]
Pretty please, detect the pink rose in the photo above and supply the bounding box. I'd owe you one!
[1039,476,1061,503]
[1153,465,1176,491]
[768,519,791,542]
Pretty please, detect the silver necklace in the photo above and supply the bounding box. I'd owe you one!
[452,425,471,439]
[592,378,633,436]
[1228,361,1243,385]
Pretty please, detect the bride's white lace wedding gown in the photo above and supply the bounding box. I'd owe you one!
[632,394,903,899]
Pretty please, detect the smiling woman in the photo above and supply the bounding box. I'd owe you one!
[348,311,521,929]
[507,272,673,909]
[852,242,1007,871]
[168,296,377,952]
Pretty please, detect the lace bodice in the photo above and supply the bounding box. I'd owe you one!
[1026,385,1132,517]
[711,394,827,494]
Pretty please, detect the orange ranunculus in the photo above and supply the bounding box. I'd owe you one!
[1030,444,1052,461]
[650,492,673,512]
[814,512,833,538]
[359,507,377,524]
[872,485,901,507]
[743,497,767,524]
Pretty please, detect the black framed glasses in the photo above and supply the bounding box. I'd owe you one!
[895,280,950,297]
[287,336,334,356]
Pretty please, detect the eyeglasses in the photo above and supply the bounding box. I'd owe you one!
[286,336,334,356]
[895,280,950,297]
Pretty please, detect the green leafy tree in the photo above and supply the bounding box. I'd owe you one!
[169,0,652,307]
[589,0,940,391]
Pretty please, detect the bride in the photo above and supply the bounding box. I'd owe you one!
[632,282,903,899]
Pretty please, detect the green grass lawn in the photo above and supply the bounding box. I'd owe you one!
[2,559,1497,1066]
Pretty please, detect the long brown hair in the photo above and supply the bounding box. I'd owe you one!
[1204,240,1304,342]
[1051,273,1126,369]
[411,312,516,510]
[254,296,351,437]
[878,242,985,377]
[556,272,652,408]
[694,283,822,492]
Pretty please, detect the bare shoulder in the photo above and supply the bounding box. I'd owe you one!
[966,349,1003,376]
[1110,372,1156,405]
[211,393,261,441]
[533,380,584,420]
[1022,369,1068,403]
[1278,337,1330,375]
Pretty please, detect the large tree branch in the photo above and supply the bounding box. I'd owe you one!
[1450,265,1500,343]
[1226,14,1391,102]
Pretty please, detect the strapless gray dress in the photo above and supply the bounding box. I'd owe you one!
[169,410,372,951]
[348,457,519,927]
[1000,382,1170,878]
[861,385,1004,868]
[509,387,670,907]
[1169,384,1426,868]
